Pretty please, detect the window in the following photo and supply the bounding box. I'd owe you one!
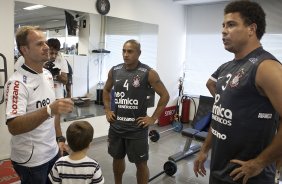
[183,2,282,97]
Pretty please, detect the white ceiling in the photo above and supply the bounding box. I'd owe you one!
[15,1,84,29]
[15,0,230,28]
[15,2,65,26]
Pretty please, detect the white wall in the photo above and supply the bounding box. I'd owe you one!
[0,0,14,160]
[78,14,90,55]
[0,0,186,159]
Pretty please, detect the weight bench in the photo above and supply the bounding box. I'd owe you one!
[194,131,208,141]
[168,95,214,162]
[182,128,208,141]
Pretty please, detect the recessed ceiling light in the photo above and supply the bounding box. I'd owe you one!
[23,5,46,11]
[48,19,60,22]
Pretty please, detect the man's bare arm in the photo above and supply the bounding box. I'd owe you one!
[103,69,113,113]
[229,60,282,183]
[148,69,170,121]
[7,99,74,135]
[253,60,282,167]
[57,72,68,85]
[103,69,116,123]
[206,78,216,97]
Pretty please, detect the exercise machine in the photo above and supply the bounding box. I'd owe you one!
[169,96,213,162]
[148,95,214,182]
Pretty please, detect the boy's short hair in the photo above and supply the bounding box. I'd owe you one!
[66,121,94,152]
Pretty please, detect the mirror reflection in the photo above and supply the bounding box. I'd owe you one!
[14,1,158,120]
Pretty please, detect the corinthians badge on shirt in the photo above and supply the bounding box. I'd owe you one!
[230,68,245,88]
[132,75,141,87]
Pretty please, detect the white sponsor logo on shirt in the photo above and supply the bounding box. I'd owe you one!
[258,113,272,119]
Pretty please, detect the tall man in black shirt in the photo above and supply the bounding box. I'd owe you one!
[193,1,282,184]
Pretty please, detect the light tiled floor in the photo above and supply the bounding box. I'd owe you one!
[88,124,210,184]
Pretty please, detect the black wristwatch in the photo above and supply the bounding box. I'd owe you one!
[56,136,66,143]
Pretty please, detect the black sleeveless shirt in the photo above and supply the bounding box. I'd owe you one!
[210,47,280,184]
[110,62,152,139]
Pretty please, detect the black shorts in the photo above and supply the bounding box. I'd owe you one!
[108,132,149,163]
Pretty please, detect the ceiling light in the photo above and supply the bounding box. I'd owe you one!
[48,20,60,22]
[23,5,46,10]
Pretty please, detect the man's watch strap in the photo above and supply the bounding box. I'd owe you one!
[56,136,66,143]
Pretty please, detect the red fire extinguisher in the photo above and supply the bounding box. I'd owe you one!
[181,96,190,123]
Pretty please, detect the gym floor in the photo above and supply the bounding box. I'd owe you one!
[88,123,210,184]
[62,102,282,184]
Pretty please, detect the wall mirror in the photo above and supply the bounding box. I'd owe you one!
[14,1,158,120]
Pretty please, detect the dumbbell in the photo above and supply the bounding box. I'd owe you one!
[149,121,183,142]
[148,160,177,182]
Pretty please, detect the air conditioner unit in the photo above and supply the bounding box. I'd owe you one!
[173,0,230,5]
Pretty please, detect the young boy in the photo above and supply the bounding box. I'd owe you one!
[49,121,104,184]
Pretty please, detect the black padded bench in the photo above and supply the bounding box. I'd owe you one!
[194,131,208,141]
[182,128,208,142]
[168,127,208,162]
[168,95,213,162]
